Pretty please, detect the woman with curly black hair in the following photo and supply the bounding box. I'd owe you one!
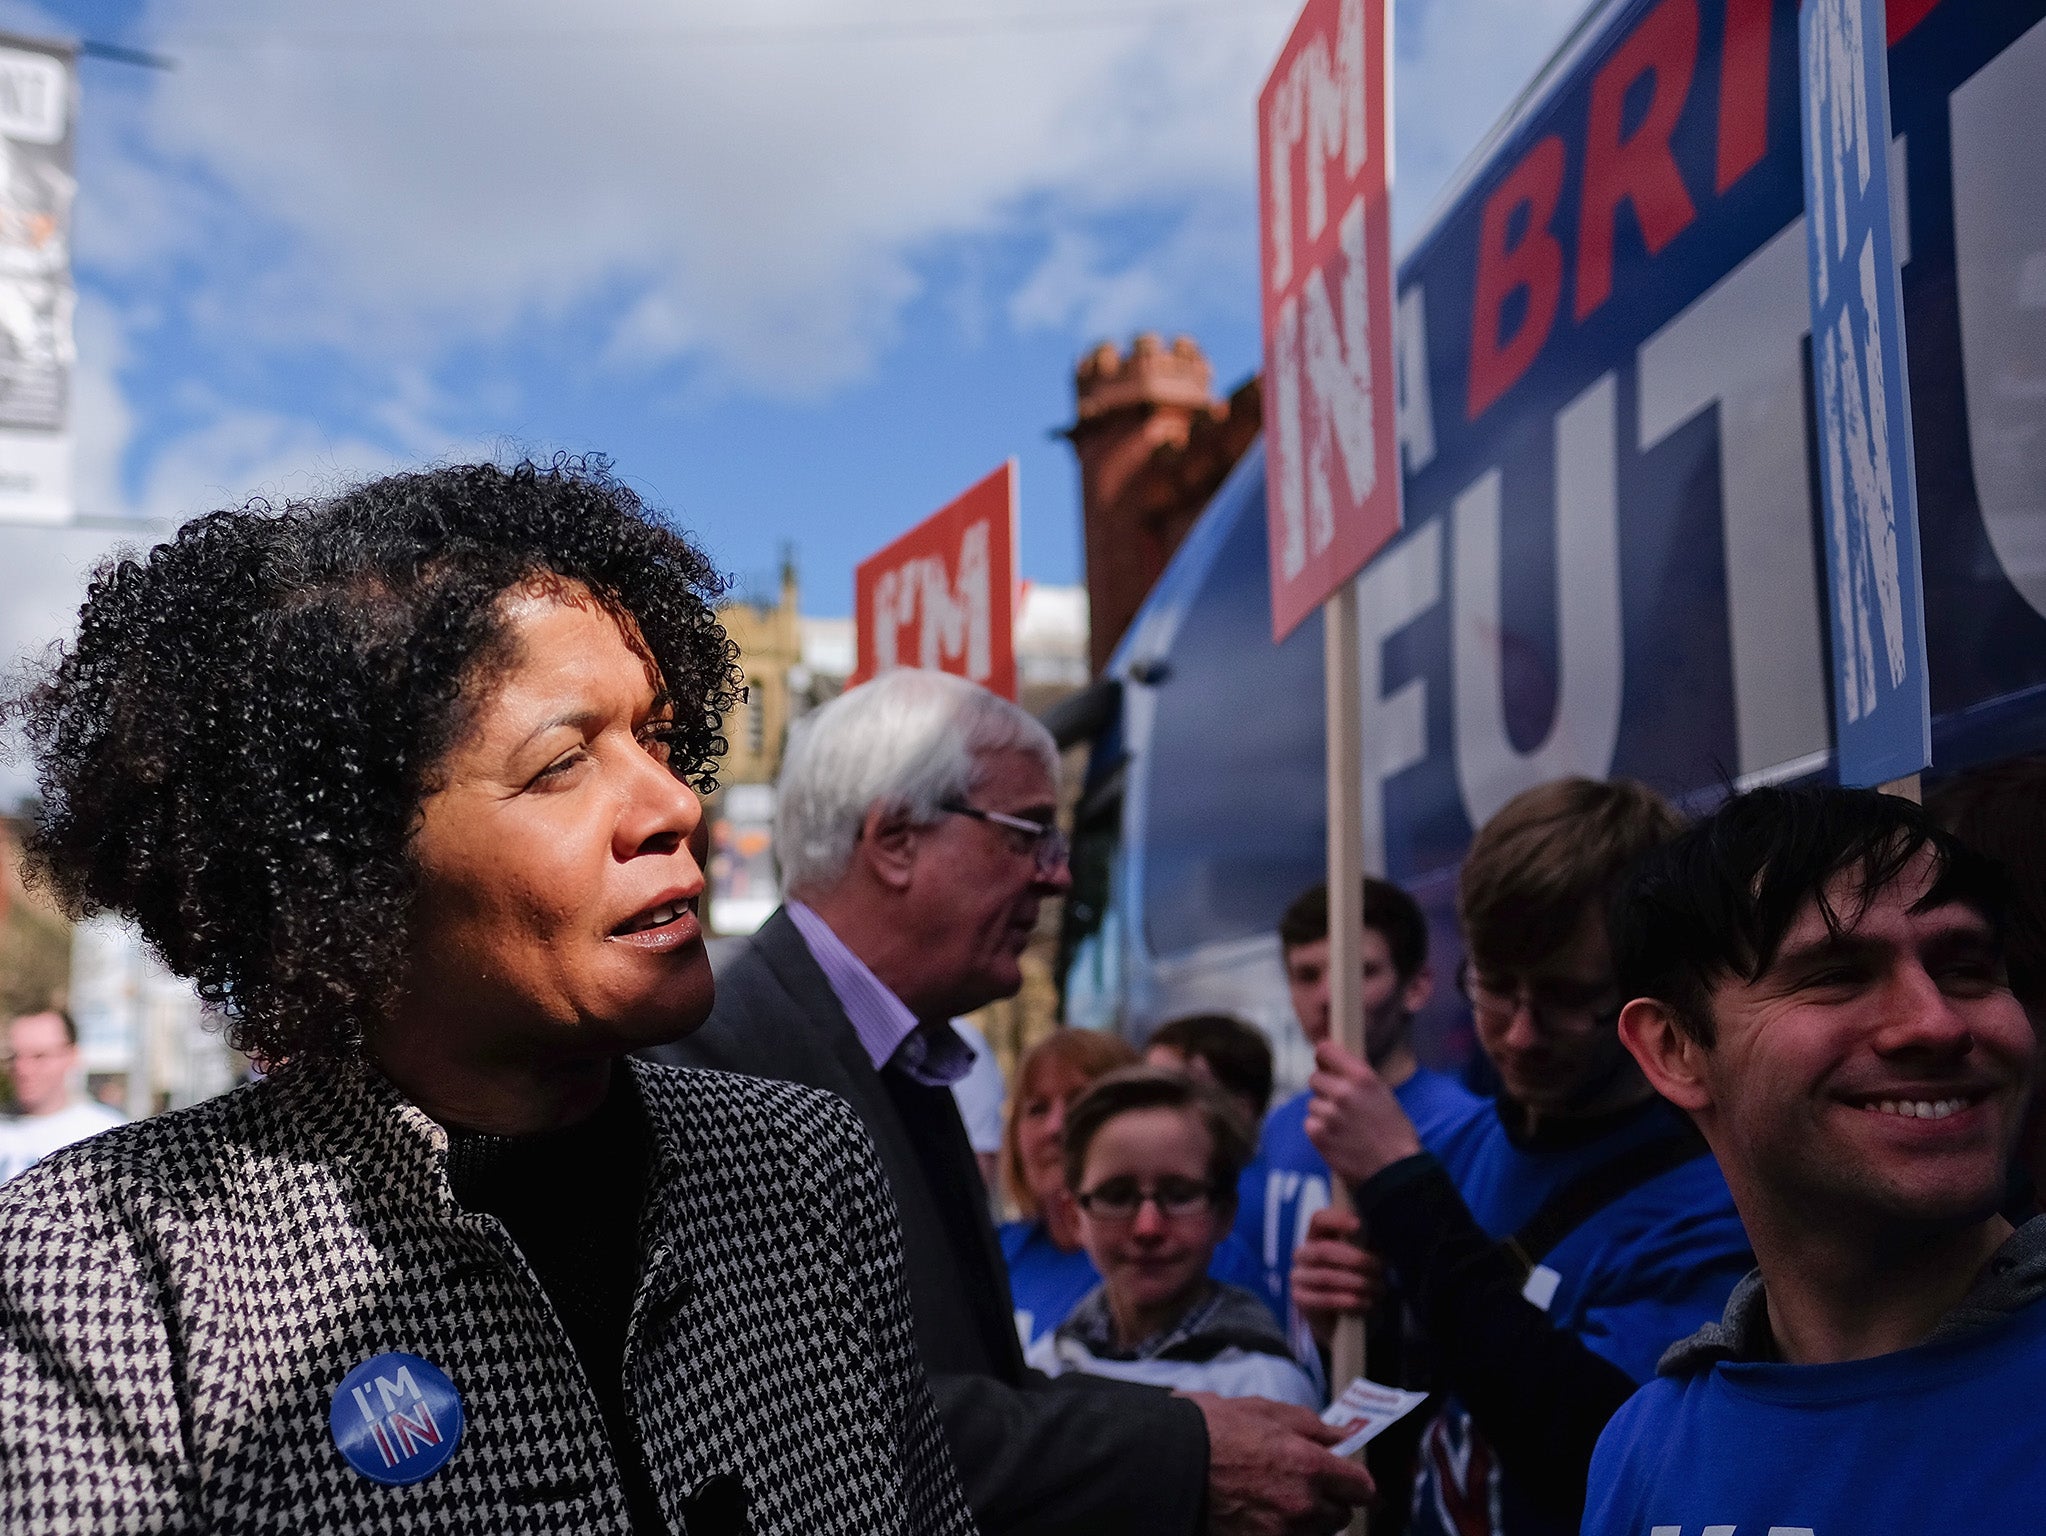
[0,458,977,1536]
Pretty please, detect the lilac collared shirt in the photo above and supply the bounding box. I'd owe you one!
[785,901,975,1088]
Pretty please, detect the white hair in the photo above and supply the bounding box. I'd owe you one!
[776,669,1059,896]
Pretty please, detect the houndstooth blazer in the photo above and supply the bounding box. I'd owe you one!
[0,1056,980,1536]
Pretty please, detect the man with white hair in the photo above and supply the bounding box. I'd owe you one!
[653,670,1374,1536]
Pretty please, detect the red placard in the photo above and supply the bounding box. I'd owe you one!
[851,461,1019,699]
[1258,0,1400,642]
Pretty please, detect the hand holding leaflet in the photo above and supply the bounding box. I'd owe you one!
[1322,1376,1430,1459]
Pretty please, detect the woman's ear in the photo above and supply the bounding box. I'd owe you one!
[859,803,919,891]
[1617,997,1713,1114]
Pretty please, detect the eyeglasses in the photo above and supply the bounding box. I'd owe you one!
[1457,963,1619,1037]
[940,801,1070,877]
[1074,1176,1220,1222]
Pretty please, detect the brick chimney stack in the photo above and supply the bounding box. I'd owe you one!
[1066,333,1260,675]
[1072,333,1214,509]
[1068,334,1217,674]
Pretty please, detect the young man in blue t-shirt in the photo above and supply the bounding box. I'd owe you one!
[1582,784,2044,1534]
[1303,779,1753,1536]
[1233,877,1483,1334]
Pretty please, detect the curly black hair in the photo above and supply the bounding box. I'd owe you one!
[11,456,742,1067]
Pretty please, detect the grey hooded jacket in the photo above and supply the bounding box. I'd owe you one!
[1658,1213,2046,1374]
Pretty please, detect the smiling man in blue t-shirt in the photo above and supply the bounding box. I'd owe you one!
[1583,783,2045,1534]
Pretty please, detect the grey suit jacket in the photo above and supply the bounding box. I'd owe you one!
[647,906,1209,1536]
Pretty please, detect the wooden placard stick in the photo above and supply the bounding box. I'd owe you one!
[1324,581,1370,1534]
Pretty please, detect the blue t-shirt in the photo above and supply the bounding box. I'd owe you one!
[1584,1289,2046,1535]
[1001,1218,1272,1350]
[1407,1099,1753,1536]
[1233,1067,1485,1325]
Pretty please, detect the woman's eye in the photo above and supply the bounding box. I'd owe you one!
[639,722,680,762]
[531,748,589,785]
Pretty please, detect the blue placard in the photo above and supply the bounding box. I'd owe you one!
[330,1352,464,1487]
[1799,0,1931,785]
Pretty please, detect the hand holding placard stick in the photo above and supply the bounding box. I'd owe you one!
[1259,0,1400,1526]
[1323,584,1371,1415]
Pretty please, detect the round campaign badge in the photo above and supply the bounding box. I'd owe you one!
[330,1352,464,1486]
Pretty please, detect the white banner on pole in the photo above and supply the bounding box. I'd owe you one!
[0,35,75,525]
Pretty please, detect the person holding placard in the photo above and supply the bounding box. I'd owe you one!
[1238,878,1483,1340]
[1301,779,1752,1536]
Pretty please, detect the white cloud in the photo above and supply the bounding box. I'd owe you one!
[13,0,1588,525]
[1009,227,1170,337]
[79,0,1285,395]
[93,1,1403,391]
[68,292,132,521]
[1390,0,1593,241]
[127,408,404,520]
[91,0,1577,389]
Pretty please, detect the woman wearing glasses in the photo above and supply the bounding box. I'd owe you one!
[1027,1067,1321,1408]
[999,1027,1140,1350]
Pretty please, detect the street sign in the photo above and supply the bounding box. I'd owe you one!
[1258,0,1400,643]
[850,461,1019,700]
[0,34,76,526]
[1799,0,1931,786]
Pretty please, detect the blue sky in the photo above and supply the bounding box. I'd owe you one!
[0,0,1587,800]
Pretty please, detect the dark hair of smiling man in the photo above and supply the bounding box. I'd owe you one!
[1609,781,2009,1045]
